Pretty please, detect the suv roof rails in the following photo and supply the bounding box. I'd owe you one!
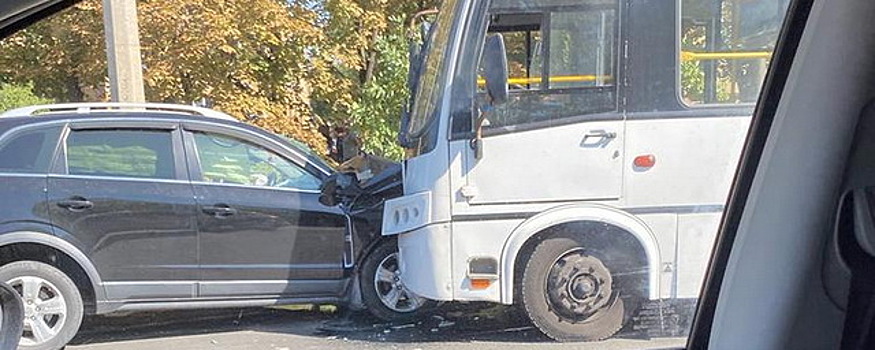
[0,102,239,122]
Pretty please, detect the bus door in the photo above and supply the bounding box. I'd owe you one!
[461,3,624,205]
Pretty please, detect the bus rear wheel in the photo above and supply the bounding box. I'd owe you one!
[522,236,625,342]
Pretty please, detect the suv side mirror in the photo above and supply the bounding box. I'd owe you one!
[482,34,508,105]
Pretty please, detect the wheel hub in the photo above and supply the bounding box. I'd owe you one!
[545,249,615,322]
[569,274,598,301]
[24,301,34,318]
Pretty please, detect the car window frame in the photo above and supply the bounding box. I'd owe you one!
[51,120,187,181]
[180,122,324,193]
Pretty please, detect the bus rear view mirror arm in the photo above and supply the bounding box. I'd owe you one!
[472,34,507,160]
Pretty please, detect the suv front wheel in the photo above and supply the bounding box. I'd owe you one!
[0,261,83,350]
[360,240,435,322]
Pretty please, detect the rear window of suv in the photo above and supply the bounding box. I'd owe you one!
[66,129,175,179]
[0,126,62,174]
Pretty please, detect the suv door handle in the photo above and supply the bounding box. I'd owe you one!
[202,204,237,218]
[57,197,93,212]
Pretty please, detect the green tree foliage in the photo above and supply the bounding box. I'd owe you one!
[347,16,409,159]
[0,0,331,154]
[0,0,438,159]
[0,2,106,102]
[680,26,706,103]
[314,0,437,159]
[0,83,53,112]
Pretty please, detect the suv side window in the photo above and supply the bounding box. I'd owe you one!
[65,129,175,179]
[0,126,61,174]
[191,132,321,191]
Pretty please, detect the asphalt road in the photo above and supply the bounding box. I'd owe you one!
[66,304,687,350]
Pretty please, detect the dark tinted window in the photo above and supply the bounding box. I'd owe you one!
[0,126,61,173]
[66,129,175,179]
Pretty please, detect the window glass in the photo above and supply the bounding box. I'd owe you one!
[480,16,544,92]
[0,126,60,173]
[548,10,614,89]
[680,0,790,105]
[66,129,174,179]
[406,0,460,137]
[192,132,321,191]
[478,4,617,129]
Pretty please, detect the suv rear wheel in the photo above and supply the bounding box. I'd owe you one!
[0,261,83,350]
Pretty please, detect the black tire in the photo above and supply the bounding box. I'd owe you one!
[0,261,84,350]
[522,236,625,342]
[360,240,435,322]
[0,281,25,350]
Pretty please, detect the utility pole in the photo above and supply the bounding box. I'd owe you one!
[103,0,145,103]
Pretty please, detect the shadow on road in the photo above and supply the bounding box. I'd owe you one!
[69,303,546,346]
[69,307,326,345]
[316,303,551,343]
[69,301,681,346]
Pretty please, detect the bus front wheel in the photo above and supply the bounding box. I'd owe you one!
[522,235,625,342]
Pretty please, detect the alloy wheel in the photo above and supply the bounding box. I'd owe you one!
[7,276,68,346]
[373,252,427,313]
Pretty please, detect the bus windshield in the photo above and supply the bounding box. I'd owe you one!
[405,0,460,138]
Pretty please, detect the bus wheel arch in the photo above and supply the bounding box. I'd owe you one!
[501,206,662,305]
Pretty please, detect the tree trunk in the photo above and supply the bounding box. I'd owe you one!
[65,76,84,102]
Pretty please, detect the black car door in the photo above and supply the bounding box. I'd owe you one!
[46,121,199,300]
[181,123,348,298]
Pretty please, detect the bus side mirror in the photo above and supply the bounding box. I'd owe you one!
[482,34,508,105]
[471,34,508,160]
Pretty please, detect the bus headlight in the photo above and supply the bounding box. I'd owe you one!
[382,191,432,236]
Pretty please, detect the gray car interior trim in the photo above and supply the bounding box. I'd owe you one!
[707,1,875,348]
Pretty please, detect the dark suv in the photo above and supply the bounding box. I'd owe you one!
[0,103,429,350]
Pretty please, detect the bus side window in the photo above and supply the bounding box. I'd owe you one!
[548,10,614,89]
[478,4,618,131]
[478,14,544,93]
[680,0,787,105]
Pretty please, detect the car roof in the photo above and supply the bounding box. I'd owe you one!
[0,110,242,127]
[0,102,239,121]
[0,108,334,175]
